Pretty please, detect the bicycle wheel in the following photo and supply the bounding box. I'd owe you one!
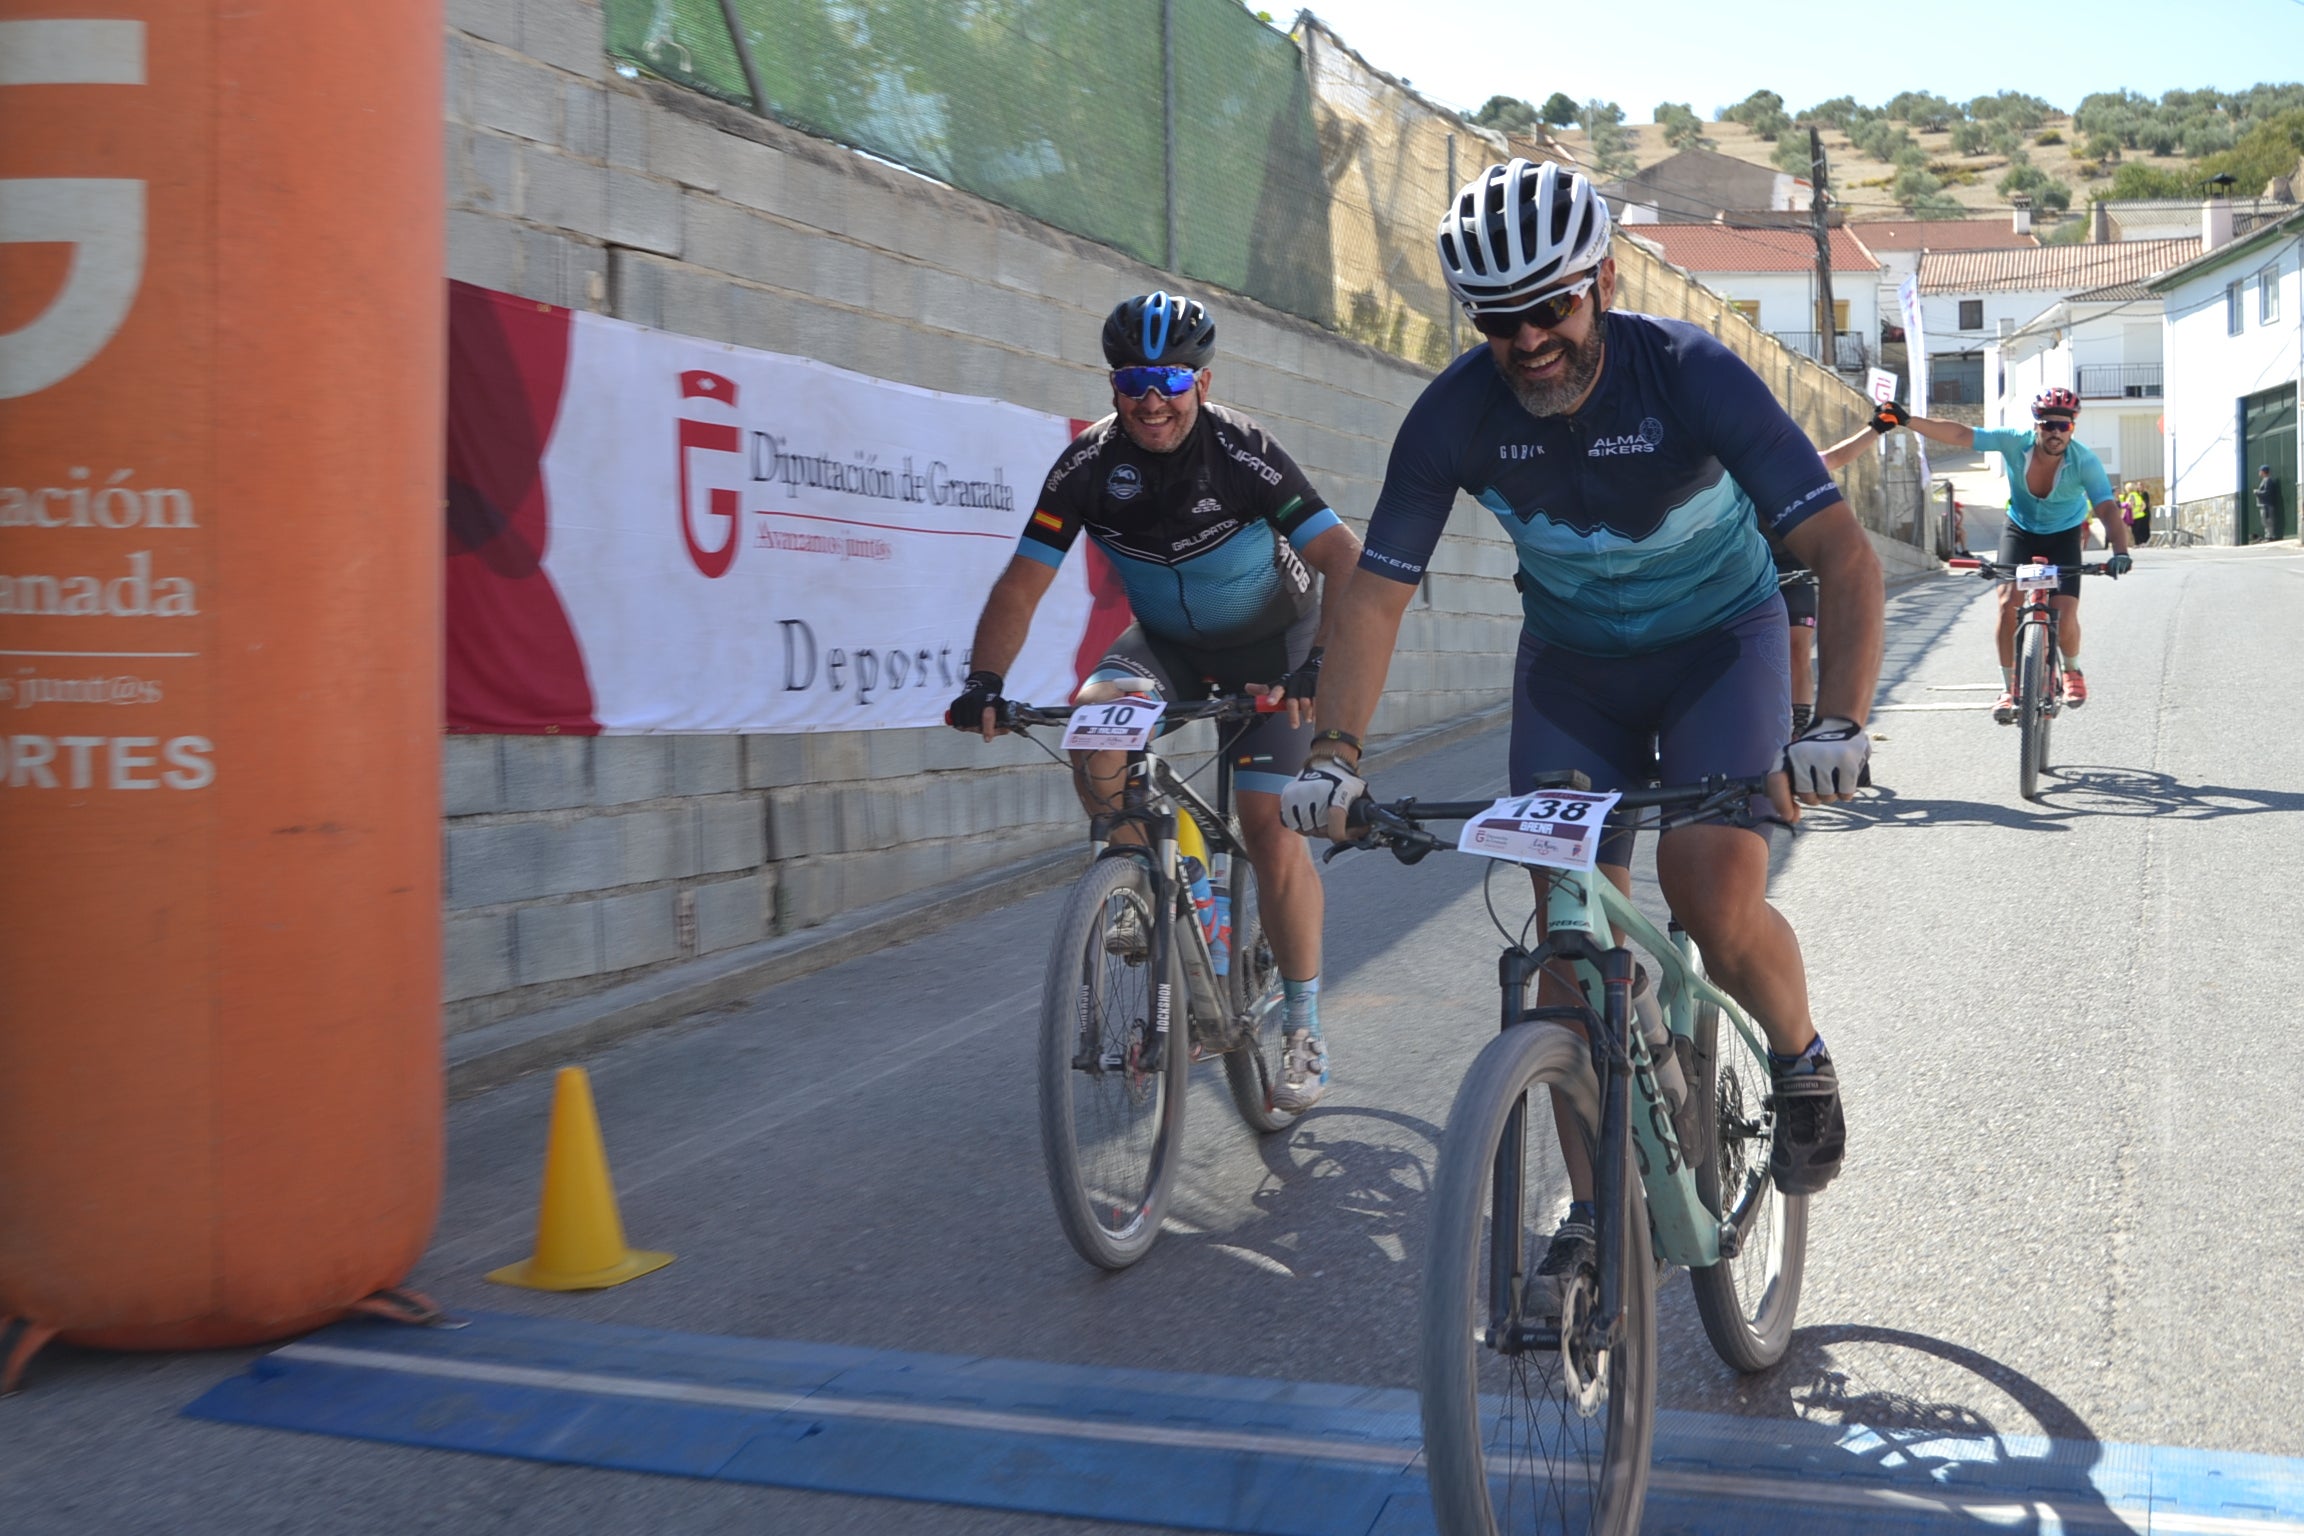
[1421,1024,1656,1536]
[1037,853,1189,1270]
[1222,858,1297,1134]
[2016,620,2052,800]
[1687,983,1808,1373]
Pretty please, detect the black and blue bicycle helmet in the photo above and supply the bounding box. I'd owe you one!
[1101,291,1217,370]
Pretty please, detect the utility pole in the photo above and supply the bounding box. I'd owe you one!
[1809,124,1837,369]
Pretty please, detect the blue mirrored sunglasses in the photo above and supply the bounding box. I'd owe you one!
[1112,365,1200,399]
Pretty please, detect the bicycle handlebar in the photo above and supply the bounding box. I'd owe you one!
[1003,694,1277,731]
[1947,556,2123,579]
[1332,773,1775,865]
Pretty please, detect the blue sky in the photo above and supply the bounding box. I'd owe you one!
[1297,0,2304,123]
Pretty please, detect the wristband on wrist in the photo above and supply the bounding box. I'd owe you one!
[965,669,1004,691]
[1308,728,1361,765]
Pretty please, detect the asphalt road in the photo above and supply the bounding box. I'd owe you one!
[8,543,2303,1535]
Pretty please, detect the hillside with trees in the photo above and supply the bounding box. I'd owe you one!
[1515,84,2304,234]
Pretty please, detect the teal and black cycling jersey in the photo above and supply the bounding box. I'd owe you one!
[1972,427,2112,535]
[1359,311,1842,657]
[1016,403,1340,651]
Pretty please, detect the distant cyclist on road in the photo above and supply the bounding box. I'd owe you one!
[1283,160,1885,1255]
[1900,387,2131,719]
[950,292,1364,1112]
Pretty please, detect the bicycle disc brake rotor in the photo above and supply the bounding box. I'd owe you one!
[1557,1272,1610,1419]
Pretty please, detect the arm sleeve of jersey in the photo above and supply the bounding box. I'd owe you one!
[1684,330,1843,539]
[2078,447,2114,505]
[1246,425,1341,550]
[1357,391,1463,584]
[1016,445,1089,569]
[1971,427,2026,459]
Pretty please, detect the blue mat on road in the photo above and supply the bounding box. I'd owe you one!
[184,1311,2304,1535]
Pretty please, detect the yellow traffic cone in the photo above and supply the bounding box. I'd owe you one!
[485,1067,673,1291]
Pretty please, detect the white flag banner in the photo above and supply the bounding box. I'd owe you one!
[1897,274,1932,486]
[445,284,1119,735]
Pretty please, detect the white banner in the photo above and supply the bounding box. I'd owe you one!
[528,310,1100,733]
[1897,274,1932,485]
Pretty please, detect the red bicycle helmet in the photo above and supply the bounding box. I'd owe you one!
[2032,387,2080,417]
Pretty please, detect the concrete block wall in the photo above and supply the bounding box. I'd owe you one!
[436,0,1523,1025]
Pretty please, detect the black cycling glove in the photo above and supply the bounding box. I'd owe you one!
[945,669,1009,733]
[2106,551,2133,578]
[1870,399,1909,434]
[1274,646,1324,704]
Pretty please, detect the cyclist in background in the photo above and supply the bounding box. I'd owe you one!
[1900,388,2131,720]
[1285,161,1885,1236]
[950,292,1364,1112]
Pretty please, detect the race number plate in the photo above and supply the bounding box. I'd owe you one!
[2013,563,2061,590]
[1062,699,1167,751]
[1455,790,1623,873]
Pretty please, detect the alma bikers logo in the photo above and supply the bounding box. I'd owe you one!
[1588,417,1666,457]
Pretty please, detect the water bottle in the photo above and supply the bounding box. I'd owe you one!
[1633,969,1686,1114]
[1181,854,1218,963]
[1207,853,1232,978]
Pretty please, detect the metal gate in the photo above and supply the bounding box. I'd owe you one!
[2240,383,2297,542]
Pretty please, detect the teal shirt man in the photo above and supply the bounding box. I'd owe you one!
[1973,427,2114,535]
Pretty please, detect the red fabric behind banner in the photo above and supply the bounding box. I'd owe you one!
[1068,418,1136,683]
[444,283,597,733]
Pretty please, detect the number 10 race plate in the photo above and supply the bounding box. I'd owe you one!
[1062,699,1167,751]
[1456,790,1623,873]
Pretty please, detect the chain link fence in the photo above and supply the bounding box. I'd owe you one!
[605,0,1905,535]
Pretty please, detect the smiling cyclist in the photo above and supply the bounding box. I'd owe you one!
[1285,161,1886,1236]
[950,292,1365,1112]
[1900,387,2132,718]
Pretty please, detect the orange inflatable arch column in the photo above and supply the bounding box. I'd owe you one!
[0,1,444,1352]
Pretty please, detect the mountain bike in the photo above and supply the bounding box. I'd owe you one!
[1331,774,1803,1536]
[1003,694,1294,1270]
[1949,555,2116,801]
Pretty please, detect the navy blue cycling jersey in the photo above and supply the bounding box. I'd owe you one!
[1360,311,1842,656]
[1016,403,1340,649]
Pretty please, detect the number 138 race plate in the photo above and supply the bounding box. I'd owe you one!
[1456,790,1623,873]
[1062,699,1167,751]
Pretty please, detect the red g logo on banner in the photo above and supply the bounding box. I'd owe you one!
[678,370,740,577]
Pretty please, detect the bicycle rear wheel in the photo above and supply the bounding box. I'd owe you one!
[1037,853,1189,1270]
[1222,859,1297,1134]
[1686,985,1807,1373]
[1421,1024,1655,1536]
[2017,620,2052,800]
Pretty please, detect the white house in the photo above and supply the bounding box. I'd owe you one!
[1624,223,1880,371]
[1848,214,2037,340]
[1985,278,2167,489]
[2145,201,2304,543]
[1601,147,1810,226]
[1915,239,2198,409]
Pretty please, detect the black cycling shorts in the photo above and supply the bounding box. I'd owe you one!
[1781,573,1818,628]
[1996,524,2086,599]
[1088,614,1316,796]
[1510,597,1789,869]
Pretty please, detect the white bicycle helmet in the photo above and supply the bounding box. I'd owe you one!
[1436,158,1612,313]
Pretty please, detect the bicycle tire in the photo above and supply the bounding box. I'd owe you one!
[1421,1024,1656,1536]
[1686,982,1808,1373]
[2017,620,2052,800]
[1037,853,1189,1270]
[1221,858,1298,1134]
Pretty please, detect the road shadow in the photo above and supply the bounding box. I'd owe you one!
[1790,769,2304,835]
[1664,1322,2124,1532]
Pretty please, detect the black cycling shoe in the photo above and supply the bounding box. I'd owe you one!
[1525,1215,1596,1319]
[1769,1050,1846,1196]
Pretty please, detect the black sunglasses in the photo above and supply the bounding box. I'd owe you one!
[2034,417,2075,432]
[1467,274,1597,339]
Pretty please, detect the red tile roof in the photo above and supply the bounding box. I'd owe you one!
[1846,219,2039,252]
[1627,224,1881,274]
[1917,239,2200,294]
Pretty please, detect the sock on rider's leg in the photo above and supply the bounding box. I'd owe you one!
[1283,975,1321,1035]
[1768,1032,1829,1074]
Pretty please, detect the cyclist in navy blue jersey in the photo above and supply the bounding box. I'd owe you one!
[951,292,1364,1111]
[1285,161,1885,1205]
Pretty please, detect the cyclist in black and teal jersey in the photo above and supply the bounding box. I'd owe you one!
[1901,386,2132,717]
[950,292,1364,1112]
[1285,160,1886,1213]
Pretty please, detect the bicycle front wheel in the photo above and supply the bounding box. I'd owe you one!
[1037,853,1189,1270]
[1222,858,1297,1134]
[1421,1024,1656,1536]
[1687,988,1807,1373]
[2016,620,2052,800]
